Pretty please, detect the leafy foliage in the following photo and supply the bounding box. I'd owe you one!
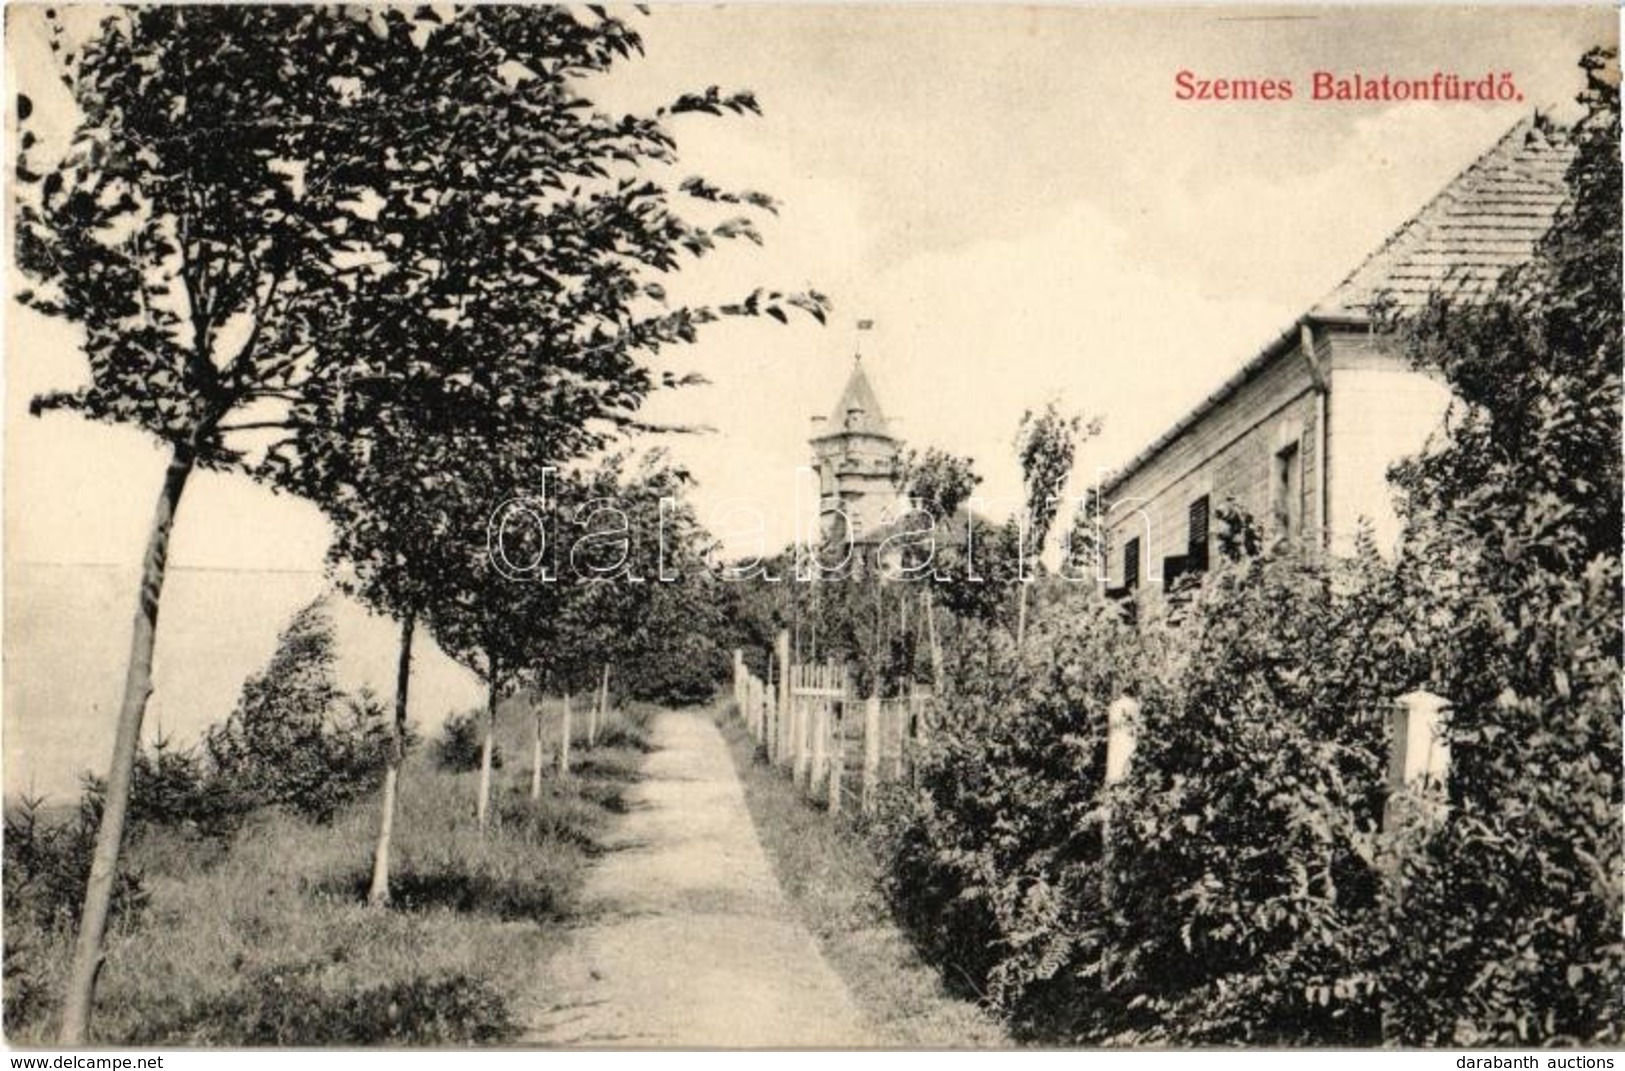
[1377,51,1623,1046]
[1105,550,1403,1045]
[133,964,520,1046]
[14,3,826,1038]
[3,791,148,1032]
[203,599,392,823]
[553,453,734,705]
[880,549,1410,1044]
[3,793,148,937]
[875,592,1140,1036]
[868,51,1621,1046]
[436,711,503,775]
[1014,403,1098,568]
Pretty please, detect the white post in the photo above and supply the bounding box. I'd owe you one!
[1105,696,1140,786]
[592,663,609,747]
[530,699,544,800]
[1385,689,1451,830]
[810,692,828,797]
[914,685,932,753]
[558,691,573,775]
[764,674,776,751]
[775,630,792,758]
[794,668,812,786]
[862,691,882,814]
[828,686,844,815]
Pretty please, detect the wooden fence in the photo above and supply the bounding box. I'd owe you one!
[731,631,935,814]
[734,629,1454,840]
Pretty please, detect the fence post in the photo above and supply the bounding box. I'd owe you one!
[763,667,775,750]
[733,649,745,720]
[862,688,882,814]
[776,629,792,741]
[766,652,779,742]
[793,667,810,785]
[781,664,797,771]
[892,688,906,780]
[828,677,844,815]
[1100,696,1140,988]
[1384,689,1451,832]
[559,691,573,775]
[923,685,936,754]
[759,673,770,745]
[779,665,790,771]
[530,699,545,801]
[810,676,828,798]
[1105,696,1140,786]
[592,664,609,747]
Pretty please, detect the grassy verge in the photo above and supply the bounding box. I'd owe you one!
[712,707,1010,1048]
[5,698,652,1046]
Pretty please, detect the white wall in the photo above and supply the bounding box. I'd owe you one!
[1325,364,1453,556]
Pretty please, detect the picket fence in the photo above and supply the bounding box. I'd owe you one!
[731,632,934,814]
[732,629,1454,839]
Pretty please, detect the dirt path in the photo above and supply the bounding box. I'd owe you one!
[523,709,869,1048]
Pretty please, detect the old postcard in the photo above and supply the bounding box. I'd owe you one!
[4,2,1620,1054]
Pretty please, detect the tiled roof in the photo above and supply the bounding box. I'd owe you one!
[1102,115,1576,498]
[1313,116,1574,318]
[820,358,892,439]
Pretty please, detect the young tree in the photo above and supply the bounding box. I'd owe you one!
[556,453,732,707]
[204,597,391,824]
[900,448,983,685]
[1012,404,1100,643]
[14,10,419,1038]
[285,1,824,887]
[16,5,824,1036]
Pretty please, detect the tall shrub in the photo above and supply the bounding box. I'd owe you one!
[1106,547,1412,1045]
[877,589,1151,1039]
[1381,51,1623,1045]
[204,599,390,823]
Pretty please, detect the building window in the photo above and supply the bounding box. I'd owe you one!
[1274,440,1303,544]
[1123,535,1141,591]
[1188,495,1210,572]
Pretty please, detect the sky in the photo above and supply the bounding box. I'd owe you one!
[3,3,1617,796]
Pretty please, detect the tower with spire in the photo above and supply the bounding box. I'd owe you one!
[810,356,904,548]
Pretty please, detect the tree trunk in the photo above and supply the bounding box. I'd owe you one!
[923,590,944,691]
[558,691,573,775]
[368,614,414,907]
[476,671,498,833]
[61,443,195,1044]
[592,664,610,747]
[1016,582,1030,645]
[530,698,544,801]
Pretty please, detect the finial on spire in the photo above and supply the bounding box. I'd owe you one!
[855,318,874,361]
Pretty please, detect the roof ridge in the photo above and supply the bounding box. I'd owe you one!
[1312,113,1564,317]
[1103,114,1574,497]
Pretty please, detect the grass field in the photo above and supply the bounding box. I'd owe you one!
[5,697,654,1046]
[713,707,1011,1049]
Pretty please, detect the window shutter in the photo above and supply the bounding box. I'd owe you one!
[1124,536,1141,590]
[1188,495,1211,571]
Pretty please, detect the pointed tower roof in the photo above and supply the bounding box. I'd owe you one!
[820,358,893,439]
